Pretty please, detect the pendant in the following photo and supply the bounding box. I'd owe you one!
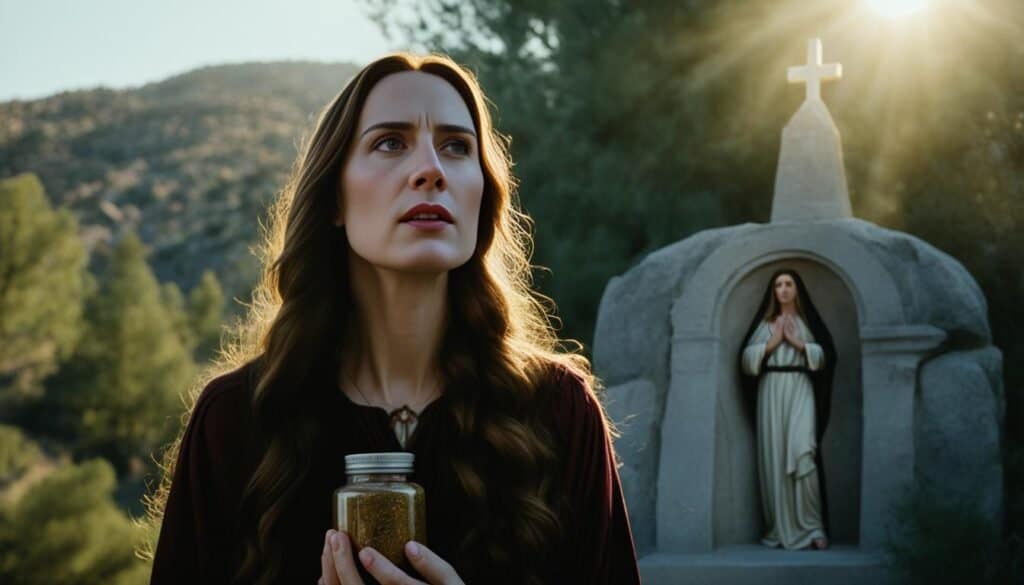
[389,405,419,449]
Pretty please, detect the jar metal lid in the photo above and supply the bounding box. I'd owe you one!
[345,452,414,475]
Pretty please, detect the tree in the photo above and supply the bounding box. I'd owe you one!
[187,269,225,361]
[0,424,42,485]
[0,458,151,585]
[0,173,89,413]
[160,282,196,355]
[44,231,196,473]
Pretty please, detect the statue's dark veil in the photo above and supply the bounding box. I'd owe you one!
[737,268,838,535]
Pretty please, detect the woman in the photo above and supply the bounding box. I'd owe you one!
[144,53,640,585]
[739,269,837,551]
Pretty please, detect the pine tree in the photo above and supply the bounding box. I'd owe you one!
[0,424,42,483]
[0,173,89,413]
[0,458,151,585]
[160,282,196,355]
[45,230,195,473]
[187,269,225,361]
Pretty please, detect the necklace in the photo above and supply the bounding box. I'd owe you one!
[345,374,442,449]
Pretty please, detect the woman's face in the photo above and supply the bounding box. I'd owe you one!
[337,71,484,273]
[773,274,798,305]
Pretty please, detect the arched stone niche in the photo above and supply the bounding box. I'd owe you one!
[656,222,946,553]
[713,256,862,547]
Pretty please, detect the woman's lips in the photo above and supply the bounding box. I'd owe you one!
[401,220,450,231]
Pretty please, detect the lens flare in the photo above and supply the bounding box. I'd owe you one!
[865,0,929,19]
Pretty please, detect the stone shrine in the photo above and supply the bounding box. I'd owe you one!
[594,38,1005,584]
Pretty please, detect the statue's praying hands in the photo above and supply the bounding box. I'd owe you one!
[765,315,786,357]
[781,315,806,351]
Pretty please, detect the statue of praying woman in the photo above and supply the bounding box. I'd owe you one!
[738,268,837,550]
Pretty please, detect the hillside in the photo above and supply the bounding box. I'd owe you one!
[0,60,362,315]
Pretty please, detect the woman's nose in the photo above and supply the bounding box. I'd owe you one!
[408,147,447,192]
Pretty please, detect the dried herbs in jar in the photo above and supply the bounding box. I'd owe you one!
[333,452,426,572]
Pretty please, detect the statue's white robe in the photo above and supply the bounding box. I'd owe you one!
[742,316,827,549]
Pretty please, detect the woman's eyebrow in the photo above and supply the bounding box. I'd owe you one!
[436,123,476,137]
[360,121,476,138]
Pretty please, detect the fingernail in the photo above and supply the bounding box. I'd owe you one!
[330,532,341,551]
[406,541,421,559]
[359,548,374,567]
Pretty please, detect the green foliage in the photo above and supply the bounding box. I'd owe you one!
[0,173,89,411]
[0,424,42,484]
[885,480,1024,585]
[160,282,197,354]
[160,270,226,364]
[188,269,225,361]
[43,231,196,473]
[0,459,150,585]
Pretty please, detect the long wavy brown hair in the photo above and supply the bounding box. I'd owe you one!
[139,52,608,585]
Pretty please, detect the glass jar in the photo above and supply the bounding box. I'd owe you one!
[333,452,426,571]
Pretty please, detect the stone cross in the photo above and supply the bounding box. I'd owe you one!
[787,38,842,102]
[771,36,851,221]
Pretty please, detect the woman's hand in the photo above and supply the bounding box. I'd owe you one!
[320,529,465,585]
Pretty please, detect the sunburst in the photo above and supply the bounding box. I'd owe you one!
[864,0,929,20]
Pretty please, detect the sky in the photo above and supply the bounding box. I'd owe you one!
[0,0,396,101]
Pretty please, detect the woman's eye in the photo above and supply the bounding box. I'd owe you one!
[442,139,471,155]
[374,136,406,152]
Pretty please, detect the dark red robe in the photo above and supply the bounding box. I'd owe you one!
[150,361,641,584]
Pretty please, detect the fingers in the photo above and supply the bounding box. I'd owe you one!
[327,530,365,585]
[322,531,342,585]
[404,541,463,585]
[357,547,424,585]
